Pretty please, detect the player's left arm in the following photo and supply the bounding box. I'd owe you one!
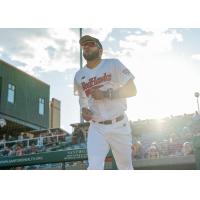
[91,59,137,100]
[115,78,137,98]
[91,78,137,100]
[111,59,137,99]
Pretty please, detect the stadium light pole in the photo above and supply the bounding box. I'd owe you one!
[80,28,84,123]
[80,28,83,70]
[194,92,200,114]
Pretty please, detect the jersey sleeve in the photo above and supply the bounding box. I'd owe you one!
[74,73,81,96]
[74,72,89,109]
[114,59,135,86]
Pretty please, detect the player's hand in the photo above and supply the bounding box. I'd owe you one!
[82,107,93,121]
[90,88,105,100]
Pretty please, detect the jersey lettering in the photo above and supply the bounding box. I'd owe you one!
[81,73,111,96]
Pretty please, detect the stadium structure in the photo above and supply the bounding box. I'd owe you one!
[1,59,200,170]
[0,59,50,134]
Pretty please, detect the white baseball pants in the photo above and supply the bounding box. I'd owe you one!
[87,114,133,170]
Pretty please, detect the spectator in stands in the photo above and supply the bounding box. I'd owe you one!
[8,147,16,156]
[30,143,38,154]
[23,146,32,155]
[168,137,177,156]
[2,146,10,156]
[148,143,159,159]
[0,134,6,142]
[47,130,52,136]
[8,135,15,141]
[0,135,6,150]
[72,135,77,144]
[131,143,136,159]
[190,111,200,134]
[159,140,169,157]
[23,133,29,140]
[192,111,200,121]
[132,141,144,159]
[42,136,52,148]
[75,127,85,144]
[65,135,72,145]
[16,143,24,156]
[181,126,193,142]
[182,142,193,156]
[37,134,44,147]
[18,133,24,141]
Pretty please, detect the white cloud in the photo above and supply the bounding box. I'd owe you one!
[135,30,142,35]
[102,29,184,76]
[141,28,169,34]
[104,47,123,58]
[108,36,115,41]
[2,28,80,75]
[48,28,77,41]
[67,84,73,88]
[120,34,149,48]
[102,29,195,121]
[192,54,200,61]
[0,28,112,75]
[119,29,183,55]
[0,28,113,76]
[83,28,113,41]
[0,47,3,57]
[101,29,184,69]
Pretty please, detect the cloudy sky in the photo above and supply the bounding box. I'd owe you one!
[0,28,200,132]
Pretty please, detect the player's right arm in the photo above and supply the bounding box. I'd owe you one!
[74,73,93,121]
[81,107,93,121]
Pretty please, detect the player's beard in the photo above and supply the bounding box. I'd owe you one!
[83,49,100,61]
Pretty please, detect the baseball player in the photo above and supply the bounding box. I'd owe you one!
[74,35,137,170]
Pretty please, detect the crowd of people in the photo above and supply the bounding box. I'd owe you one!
[0,129,72,157]
[0,112,200,165]
[131,112,200,160]
[131,138,194,160]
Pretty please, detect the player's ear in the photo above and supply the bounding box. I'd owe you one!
[99,48,103,56]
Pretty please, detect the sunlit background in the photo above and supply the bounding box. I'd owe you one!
[0,28,200,132]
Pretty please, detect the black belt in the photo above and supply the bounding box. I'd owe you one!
[94,115,124,125]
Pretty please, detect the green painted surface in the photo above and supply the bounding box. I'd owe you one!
[192,136,200,169]
[0,60,49,129]
[0,149,117,169]
[0,149,87,167]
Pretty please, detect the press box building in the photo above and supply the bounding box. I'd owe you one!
[0,59,50,134]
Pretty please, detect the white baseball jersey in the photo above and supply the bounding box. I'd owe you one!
[74,58,135,122]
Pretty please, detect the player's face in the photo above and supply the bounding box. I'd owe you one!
[82,42,101,61]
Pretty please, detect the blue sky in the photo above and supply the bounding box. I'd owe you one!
[0,28,200,132]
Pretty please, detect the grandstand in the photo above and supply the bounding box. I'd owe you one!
[0,112,200,169]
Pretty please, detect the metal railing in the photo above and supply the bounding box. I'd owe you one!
[0,133,72,157]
